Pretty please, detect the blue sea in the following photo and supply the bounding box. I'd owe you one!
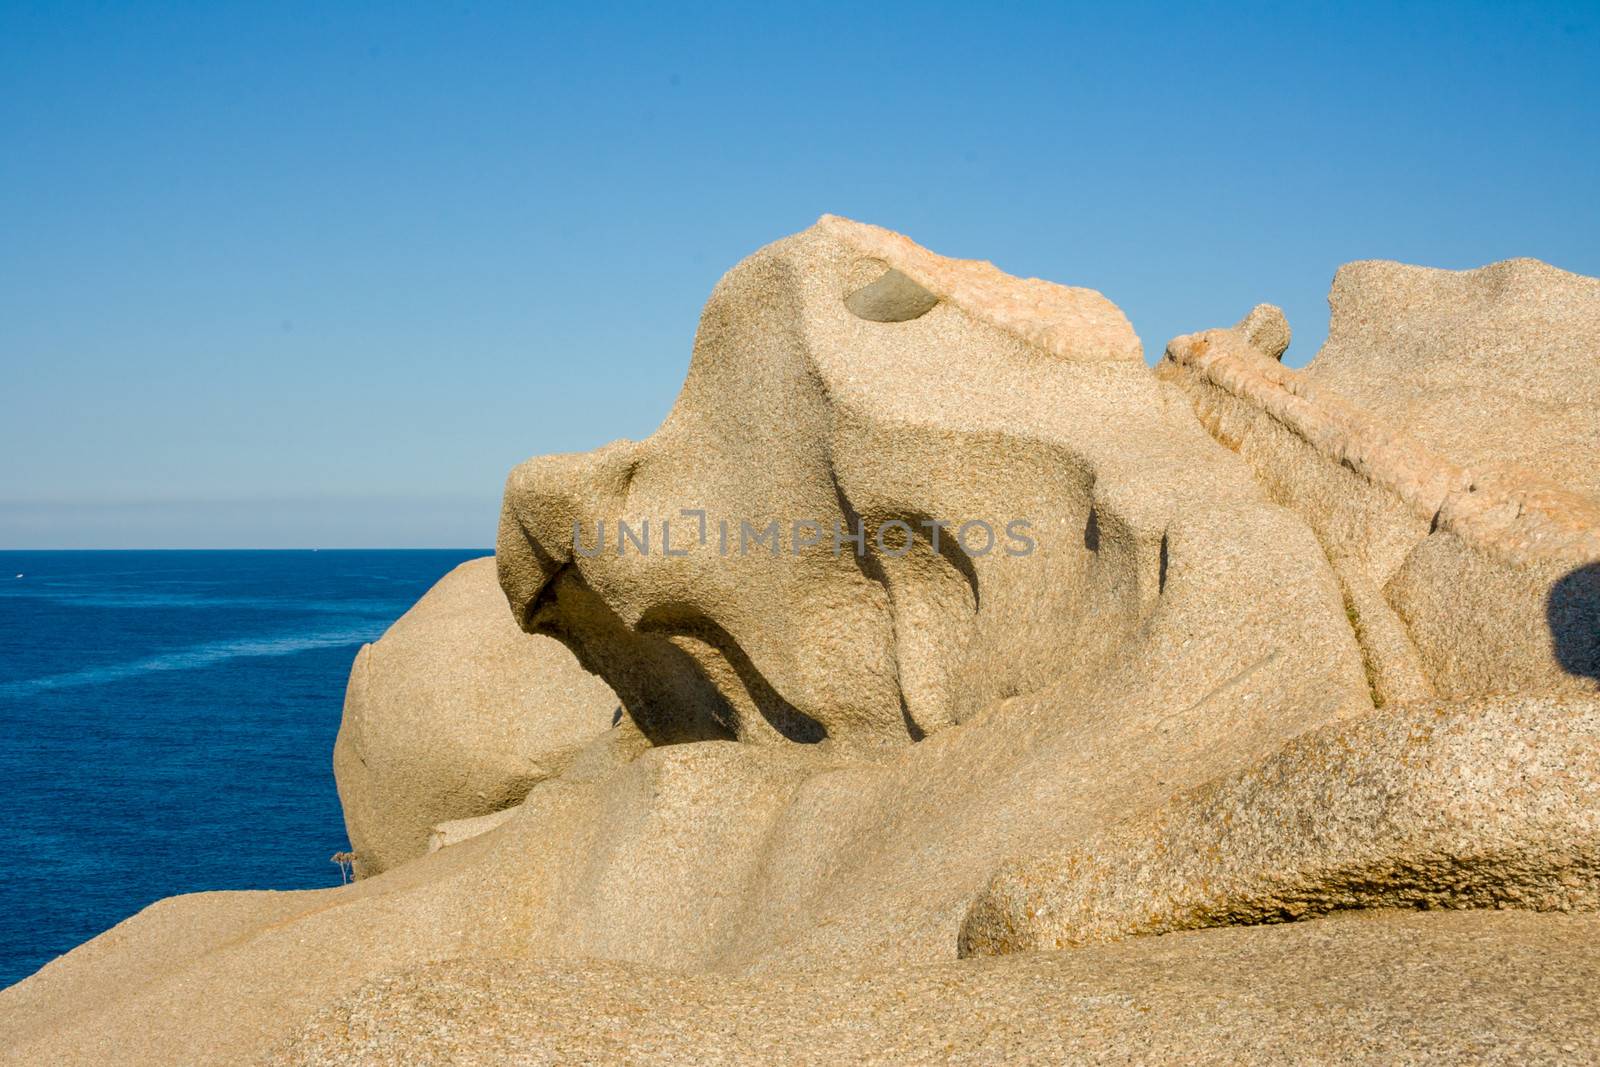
[0,549,485,989]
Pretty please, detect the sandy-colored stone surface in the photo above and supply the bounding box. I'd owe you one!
[496,216,1367,751]
[333,556,619,876]
[1307,258,1600,504]
[271,911,1600,1066]
[3,219,1597,1065]
[1159,278,1600,703]
[963,694,1600,953]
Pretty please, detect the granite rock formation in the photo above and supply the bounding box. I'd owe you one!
[1156,271,1600,706]
[333,556,619,877]
[2,218,1596,1065]
[275,911,1600,1065]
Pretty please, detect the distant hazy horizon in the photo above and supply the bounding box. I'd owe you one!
[0,497,497,550]
[5,2,1597,548]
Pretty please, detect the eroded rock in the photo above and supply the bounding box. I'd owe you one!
[962,694,1600,954]
[5,222,1598,1067]
[1158,265,1600,703]
[273,911,1600,1065]
[333,556,618,876]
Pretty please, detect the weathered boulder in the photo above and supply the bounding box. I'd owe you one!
[333,556,618,876]
[963,694,1600,954]
[1308,257,1600,503]
[4,221,1597,1066]
[1158,263,1600,704]
[496,215,1366,755]
[272,911,1600,1065]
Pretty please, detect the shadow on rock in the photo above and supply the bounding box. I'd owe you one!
[1549,562,1600,687]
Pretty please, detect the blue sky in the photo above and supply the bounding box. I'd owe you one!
[2,1,1596,547]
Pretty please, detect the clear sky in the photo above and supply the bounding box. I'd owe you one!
[3,1,1597,548]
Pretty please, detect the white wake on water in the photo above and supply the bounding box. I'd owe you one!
[0,624,387,697]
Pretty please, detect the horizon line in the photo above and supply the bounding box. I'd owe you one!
[2,546,495,553]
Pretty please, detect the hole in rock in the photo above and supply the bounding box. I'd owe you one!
[844,268,939,322]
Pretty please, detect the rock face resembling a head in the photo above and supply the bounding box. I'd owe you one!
[497,215,1292,753]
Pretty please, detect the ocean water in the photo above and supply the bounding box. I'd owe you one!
[0,549,485,989]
